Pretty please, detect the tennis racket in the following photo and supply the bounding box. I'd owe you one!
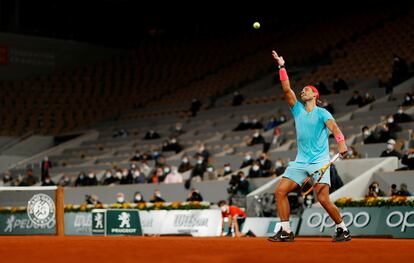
[300,153,341,196]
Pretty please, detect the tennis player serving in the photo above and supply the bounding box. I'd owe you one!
[268,50,351,242]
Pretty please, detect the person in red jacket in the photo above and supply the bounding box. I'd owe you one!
[218,200,255,237]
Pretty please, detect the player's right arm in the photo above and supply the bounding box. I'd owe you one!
[272,50,297,107]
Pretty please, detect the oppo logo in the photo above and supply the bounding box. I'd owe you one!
[386,211,414,232]
[307,212,370,232]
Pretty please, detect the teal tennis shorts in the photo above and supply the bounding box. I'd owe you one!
[282,161,331,186]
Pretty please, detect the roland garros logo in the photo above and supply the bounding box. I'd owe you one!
[27,193,55,227]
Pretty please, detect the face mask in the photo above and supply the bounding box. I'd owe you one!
[80,174,84,179]
[134,171,140,178]
[275,161,283,168]
[245,155,251,161]
[253,133,259,137]
[155,193,161,198]
[117,197,124,203]
[116,172,122,179]
[252,119,258,123]
[122,171,128,176]
[135,195,142,201]
[224,167,231,172]
[207,167,213,173]
[88,173,94,179]
[197,159,203,164]
[106,172,112,178]
[347,150,353,156]
[170,139,177,144]
[221,206,227,213]
[363,131,371,136]
[45,179,50,183]
[398,109,403,114]
[182,158,188,163]
[387,118,394,123]
[405,96,411,101]
[280,117,285,122]
[164,168,170,174]
[387,144,394,151]
[252,165,260,171]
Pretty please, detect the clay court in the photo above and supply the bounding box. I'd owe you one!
[0,236,413,263]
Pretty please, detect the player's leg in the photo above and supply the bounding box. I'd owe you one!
[315,184,351,242]
[268,177,298,242]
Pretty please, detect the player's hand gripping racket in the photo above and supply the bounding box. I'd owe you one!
[300,153,341,196]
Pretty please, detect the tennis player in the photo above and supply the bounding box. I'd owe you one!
[267,51,351,242]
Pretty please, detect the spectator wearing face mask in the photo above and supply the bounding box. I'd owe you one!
[150,189,165,203]
[130,150,143,162]
[57,174,72,187]
[194,144,210,163]
[162,137,183,153]
[274,158,287,176]
[189,155,207,182]
[343,146,361,159]
[1,171,13,186]
[366,181,386,197]
[132,169,146,184]
[240,152,254,168]
[187,188,204,202]
[220,163,233,177]
[133,192,145,203]
[75,172,87,186]
[144,130,161,140]
[205,164,217,180]
[120,168,133,185]
[385,114,402,134]
[332,75,349,93]
[170,122,186,137]
[248,160,263,178]
[264,116,278,131]
[150,167,165,184]
[85,172,98,186]
[396,183,412,196]
[250,118,264,129]
[41,176,56,186]
[258,153,272,177]
[247,130,265,146]
[400,148,414,170]
[346,91,363,106]
[232,91,245,106]
[359,92,375,107]
[402,92,414,106]
[233,115,252,131]
[361,126,379,144]
[116,192,126,204]
[393,106,412,123]
[164,167,183,184]
[178,155,193,173]
[380,139,402,159]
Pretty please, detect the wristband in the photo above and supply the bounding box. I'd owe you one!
[335,133,345,143]
[279,68,288,81]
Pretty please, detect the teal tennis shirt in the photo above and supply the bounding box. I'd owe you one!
[291,101,333,163]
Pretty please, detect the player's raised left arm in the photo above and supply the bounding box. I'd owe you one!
[326,119,348,157]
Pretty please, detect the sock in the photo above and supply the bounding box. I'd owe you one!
[281,221,291,233]
[336,221,347,231]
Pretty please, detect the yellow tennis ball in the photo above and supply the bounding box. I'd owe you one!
[253,22,260,29]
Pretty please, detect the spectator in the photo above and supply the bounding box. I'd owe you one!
[13,174,28,186]
[401,148,414,170]
[359,92,375,107]
[86,172,98,186]
[162,137,183,153]
[2,171,13,186]
[314,81,331,95]
[228,171,250,196]
[320,99,335,114]
[346,91,363,106]
[23,168,38,186]
[75,172,87,186]
[393,106,412,123]
[130,150,143,162]
[380,139,402,159]
[233,115,252,131]
[85,194,102,205]
[133,192,145,203]
[170,122,186,137]
[396,183,412,196]
[178,155,193,173]
[113,128,129,138]
[389,184,398,196]
[149,167,165,184]
[264,116,278,131]
[102,170,117,185]
[41,176,56,186]
[274,158,287,176]
[402,92,414,106]
[186,188,204,202]
[132,169,146,184]
[247,130,265,146]
[250,118,264,129]
[385,114,402,135]
[150,189,165,203]
[248,160,263,178]
[332,76,348,93]
[41,156,52,183]
[218,200,255,237]
[366,181,386,197]
[116,192,126,204]
[220,163,233,177]
[258,153,272,177]
[144,130,161,140]
[190,155,207,181]
[232,91,245,106]
[391,54,409,86]
[164,167,183,184]
[240,152,254,168]
[194,143,210,162]
[190,98,202,117]
[344,146,361,159]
